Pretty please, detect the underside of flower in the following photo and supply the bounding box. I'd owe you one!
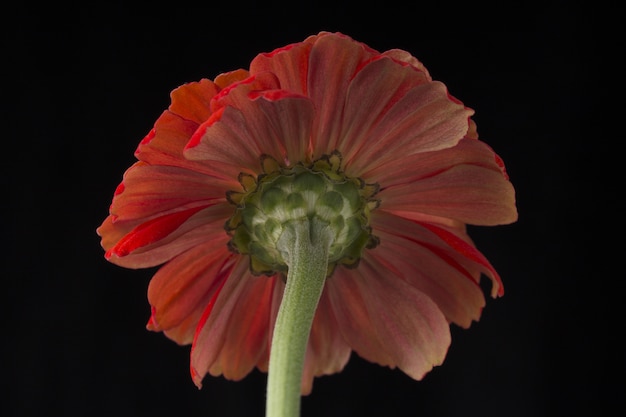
[226,151,380,277]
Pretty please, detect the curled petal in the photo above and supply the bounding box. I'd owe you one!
[185,88,314,168]
[372,211,504,297]
[371,228,487,328]
[135,110,242,180]
[169,78,220,124]
[344,77,473,175]
[101,203,233,268]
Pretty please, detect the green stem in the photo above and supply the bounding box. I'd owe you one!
[266,219,332,417]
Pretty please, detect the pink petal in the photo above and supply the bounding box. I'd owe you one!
[370,228,487,328]
[183,106,264,171]
[342,66,473,176]
[382,49,432,80]
[190,260,277,386]
[108,162,233,223]
[378,162,518,226]
[336,55,435,170]
[185,89,314,168]
[135,110,243,180]
[328,260,451,381]
[301,288,351,395]
[307,33,378,157]
[372,211,504,297]
[249,37,315,95]
[363,137,506,186]
[147,238,234,332]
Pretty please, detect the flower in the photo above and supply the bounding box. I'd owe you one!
[97,31,517,394]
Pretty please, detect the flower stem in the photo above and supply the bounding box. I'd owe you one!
[266,219,332,417]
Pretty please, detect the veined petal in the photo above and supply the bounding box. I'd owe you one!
[363,137,507,186]
[183,105,264,170]
[382,49,432,80]
[108,162,232,223]
[190,260,275,386]
[147,238,234,332]
[345,79,473,176]
[301,288,351,395]
[135,110,243,180]
[307,33,378,157]
[329,260,451,381]
[378,163,518,226]
[248,90,314,165]
[370,229,487,328]
[249,37,316,95]
[372,211,504,297]
[169,78,219,124]
[336,55,434,171]
[101,203,233,268]
[185,88,314,168]
[327,268,394,369]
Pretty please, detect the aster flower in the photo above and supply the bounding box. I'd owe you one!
[97,31,517,416]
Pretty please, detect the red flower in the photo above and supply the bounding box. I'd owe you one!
[97,32,517,394]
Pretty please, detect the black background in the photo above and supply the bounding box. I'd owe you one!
[5,1,623,416]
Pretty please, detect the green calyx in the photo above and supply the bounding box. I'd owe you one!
[226,151,380,277]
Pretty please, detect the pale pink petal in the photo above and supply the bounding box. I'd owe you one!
[147,239,235,332]
[328,260,451,381]
[372,210,504,297]
[301,288,351,395]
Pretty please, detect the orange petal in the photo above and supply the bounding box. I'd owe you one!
[169,78,219,124]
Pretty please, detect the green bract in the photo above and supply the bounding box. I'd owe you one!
[226,152,380,277]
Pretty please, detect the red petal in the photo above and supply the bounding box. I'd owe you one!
[106,205,208,258]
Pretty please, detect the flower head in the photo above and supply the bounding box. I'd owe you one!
[97,32,517,394]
